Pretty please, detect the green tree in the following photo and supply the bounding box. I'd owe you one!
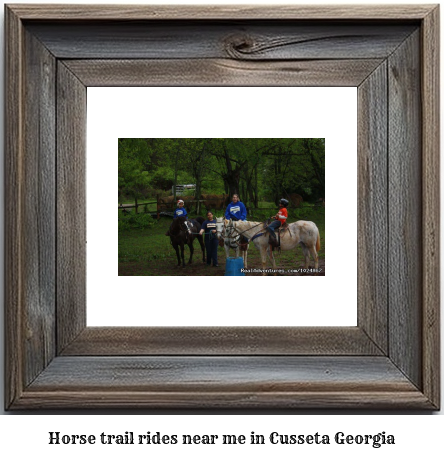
[118,138,152,205]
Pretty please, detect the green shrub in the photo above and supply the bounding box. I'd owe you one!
[290,205,324,221]
[119,212,155,231]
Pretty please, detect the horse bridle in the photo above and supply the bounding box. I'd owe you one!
[178,219,189,233]
[226,219,266,238]
[221,219,267,248]
[224,220,241,246]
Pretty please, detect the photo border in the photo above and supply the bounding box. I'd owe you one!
[5,4,440,409]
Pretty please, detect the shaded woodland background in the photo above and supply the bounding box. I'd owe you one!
[118,138,325,213]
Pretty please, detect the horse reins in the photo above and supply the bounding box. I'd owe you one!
[227,220,267,239]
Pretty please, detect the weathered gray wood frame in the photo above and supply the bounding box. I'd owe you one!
[5,5,440,409]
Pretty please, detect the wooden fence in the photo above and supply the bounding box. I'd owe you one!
[118,196,224,220]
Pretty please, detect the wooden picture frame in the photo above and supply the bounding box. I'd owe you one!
[5,4,440,409]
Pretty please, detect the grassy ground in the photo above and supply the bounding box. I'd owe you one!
[118,207,325,276]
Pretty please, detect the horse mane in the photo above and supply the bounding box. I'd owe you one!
[169,217,184,235]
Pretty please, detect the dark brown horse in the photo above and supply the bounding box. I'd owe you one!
[168,216,205,267]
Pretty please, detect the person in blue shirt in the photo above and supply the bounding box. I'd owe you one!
[225,194,248,249]
[199,211,219,267]
[224,194,247,221]
[173,200,188,219]
[166,199,190,236]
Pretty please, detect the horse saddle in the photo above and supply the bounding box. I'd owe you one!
[268,223,289,248]
[269,235,279,249]
[268,230,280,248]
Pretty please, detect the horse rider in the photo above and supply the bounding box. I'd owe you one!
[199,211,219,267]
[224,193,249,249]
[267,198,289,246]
[173,199,193,234]
[166,199,190,236]
[174,199,188,218]
[224,193,247,222]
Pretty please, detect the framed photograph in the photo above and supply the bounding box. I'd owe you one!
[116,136,327,278]
[5,4,440,409]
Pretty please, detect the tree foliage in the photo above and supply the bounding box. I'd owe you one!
[118,138,325,205]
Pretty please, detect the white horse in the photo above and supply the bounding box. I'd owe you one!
[215,217,249,268]
[227,219,321,274]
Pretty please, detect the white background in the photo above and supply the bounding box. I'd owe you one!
[87,87,357,326]
[0,0,442,452]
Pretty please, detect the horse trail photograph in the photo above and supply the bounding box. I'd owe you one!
[118,138,325,276]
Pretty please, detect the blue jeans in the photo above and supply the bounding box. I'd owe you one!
[267,220,281,239]
[205,236,219,266]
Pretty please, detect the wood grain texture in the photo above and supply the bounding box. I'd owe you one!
[357,62,388,354]
[27,23,416,60]
[5,4,24,410]
[56,62,87,353]
[13,356,433,409]
[7,4,435,20]
[388,31,422,389]
[4,5,440,410]
[15,390,433,410]
[63,58,384,87]
[61,327,383,356]
[21,28,57,387]
[421,6,440,409]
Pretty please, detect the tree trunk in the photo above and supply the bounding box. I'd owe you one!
[274,159,280,205]
[223,170,240,197]
[173,149,180,201]
[195,180,201,215]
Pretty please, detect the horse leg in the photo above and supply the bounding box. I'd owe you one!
[243,249,248,269]
[180,243,186,267]
[260,245,268,275]
[173,244,181,267]
[188,241,194,264]
[265,246,277,275]
[266,247,277,269]
[300,243,310,268]
[310,244,319,270]
[199,236,206,262]
[224,243,230,260]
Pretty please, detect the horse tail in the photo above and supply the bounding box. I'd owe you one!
[316,230,321,252]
